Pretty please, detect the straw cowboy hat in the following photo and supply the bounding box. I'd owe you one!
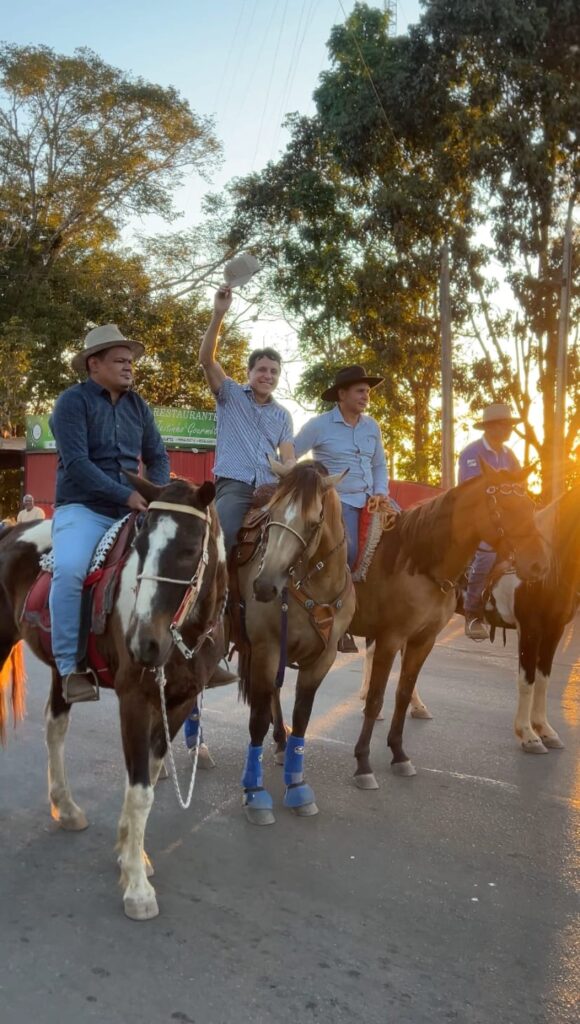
[321,364,384,403]
[71,324,145,375]
[474,403,521,429]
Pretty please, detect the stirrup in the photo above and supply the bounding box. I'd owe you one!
[63,668,100,704]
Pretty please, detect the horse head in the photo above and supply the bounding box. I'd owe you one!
[125,473,225,667]
[253,459,346,603]
[461,462,549,581]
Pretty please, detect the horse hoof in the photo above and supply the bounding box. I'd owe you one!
[291,802,319,817]
[410,705,433,720]
[539,735,564,749]
[520,739,549,754]
[193,743,216,769]
[244,805,275,826]
[354,773,379,790]
[391,760,417,777]
[124,895,160,921]
[59,812,89,831]
[273,750,285,766]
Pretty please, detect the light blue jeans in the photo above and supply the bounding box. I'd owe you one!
[465,543,496,615]
[49,504,116,676]
[341,503,361,569]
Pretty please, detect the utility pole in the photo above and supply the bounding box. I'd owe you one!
[383,1,397,37]
[440,241,454,488]
[552,197,574,497]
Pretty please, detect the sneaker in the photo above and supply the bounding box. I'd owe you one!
[337,632,359,653]
[464,617,490,641]
[63,668,100,703]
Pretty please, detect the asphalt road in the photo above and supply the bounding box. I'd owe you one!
[1,616,578,1024]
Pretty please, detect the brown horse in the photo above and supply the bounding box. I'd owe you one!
[0,476,227,920]
[349,462,549,788]
[237,459,356,824]
[487,482,580,753]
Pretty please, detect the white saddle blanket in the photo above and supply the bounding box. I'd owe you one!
[39,515,132,575]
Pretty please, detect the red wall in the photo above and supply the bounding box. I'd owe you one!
[24,451,442,518]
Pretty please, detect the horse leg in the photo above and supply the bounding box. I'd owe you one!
[387,635,437,776]
[45,668,88,830]
[354,641,399,789]
[531,631,565,749]
[117,694,159,920]
[359,639,430,720]
[242,650,278,826]
[514,628,547,753]
[271,689,289,765]
[282,663,330,816]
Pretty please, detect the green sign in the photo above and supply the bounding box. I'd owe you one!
[26,407,217,452]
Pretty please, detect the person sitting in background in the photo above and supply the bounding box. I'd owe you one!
[17,494,45,523]
[458,403,521,640]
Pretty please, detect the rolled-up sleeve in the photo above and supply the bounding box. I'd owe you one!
[50,392,133,505]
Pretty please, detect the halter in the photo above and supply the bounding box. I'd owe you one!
[135,499,217,660]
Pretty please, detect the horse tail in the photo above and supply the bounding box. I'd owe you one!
[237,645,252,705]
[0,642,27,746]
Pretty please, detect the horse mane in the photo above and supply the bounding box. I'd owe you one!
[266,461,343,538]
[395,478,484,575]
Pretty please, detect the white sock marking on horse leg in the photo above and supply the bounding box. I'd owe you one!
[45,705,87,828]
[514,668,540,747]
[531,670,561,743]
[118,781,157,916]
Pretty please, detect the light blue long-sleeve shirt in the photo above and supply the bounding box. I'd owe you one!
[294,406,388,508]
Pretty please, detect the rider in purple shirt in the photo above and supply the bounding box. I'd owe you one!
[458,403,521,640]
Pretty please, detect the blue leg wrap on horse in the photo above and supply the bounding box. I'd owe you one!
[241,744,273,810]
[284,735,305,785]
[184,704,202,749]
[283,736,315,808]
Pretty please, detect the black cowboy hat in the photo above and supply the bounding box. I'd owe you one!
[321,365,384,403]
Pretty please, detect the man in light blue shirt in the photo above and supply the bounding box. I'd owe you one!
[294,365,388,568]
[458,403,521,640]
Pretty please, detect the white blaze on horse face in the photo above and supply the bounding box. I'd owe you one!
[215,524,226,565]
[133,516,178,625]
[283,500,299,525]
[15,520,52,553]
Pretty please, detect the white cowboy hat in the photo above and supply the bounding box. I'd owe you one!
[223,253,261,289]
[71,324,145,375]
[474,403,521,428]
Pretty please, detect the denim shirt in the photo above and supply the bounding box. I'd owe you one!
[294,406,388,508]
[50,378,170,519]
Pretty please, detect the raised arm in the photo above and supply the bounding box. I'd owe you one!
[199,286,233,396]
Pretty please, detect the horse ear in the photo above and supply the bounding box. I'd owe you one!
[124,470,163,503]
[268,455,294,478]
[197,481,216,508]
[321,468,349,490]
[477,458,498,479]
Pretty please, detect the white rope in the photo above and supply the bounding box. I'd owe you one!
[156,666,202,810]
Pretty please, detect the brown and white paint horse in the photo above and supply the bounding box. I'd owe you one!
[0,476,227,920]
[238,460,356,824]
[488,482,580,753]
[349,463,549,788]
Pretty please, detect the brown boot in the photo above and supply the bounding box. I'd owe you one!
[464,617,490,641]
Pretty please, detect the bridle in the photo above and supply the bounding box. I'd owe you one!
[135,500,219,660]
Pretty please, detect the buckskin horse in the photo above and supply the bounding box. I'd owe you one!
[0,475,227,920]
[235,459,355,824]
[349,462,549,788]
[485,482,580,754]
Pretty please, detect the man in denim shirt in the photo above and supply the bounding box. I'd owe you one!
[458,403,521,640]
[49,324,169,702]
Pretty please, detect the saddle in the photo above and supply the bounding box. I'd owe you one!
[21,513,139,687]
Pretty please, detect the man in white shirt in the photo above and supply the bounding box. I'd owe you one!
[17,494,46,523]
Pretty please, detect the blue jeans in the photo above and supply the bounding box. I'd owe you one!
[49,504,116,676]
[341,503,361,569]
[465,543,496,615]
[215,477,255,554]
